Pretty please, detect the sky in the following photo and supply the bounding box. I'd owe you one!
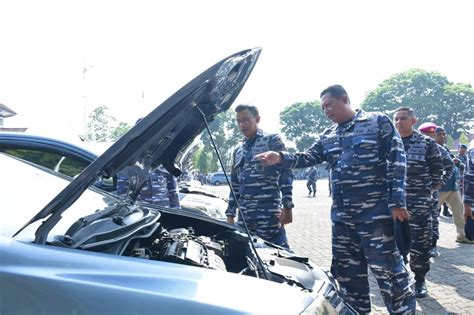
[1,0,474,144]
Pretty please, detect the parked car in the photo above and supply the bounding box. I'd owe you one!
[0,132,223,217]
[0,48,355,314]
[208,172,228,185]
[178,181,227,219]
[0,132,95,178]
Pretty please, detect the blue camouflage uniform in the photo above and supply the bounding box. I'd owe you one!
[117,165,180,208]
[226,129,293,249]
[457,153,468,196]
[279,109,415,314]
[431,145,454,247]
[306,167,319,196]
[464,148,474,207]
[401,131,443,283]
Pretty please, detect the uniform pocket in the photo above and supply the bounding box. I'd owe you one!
[353,136,379,164]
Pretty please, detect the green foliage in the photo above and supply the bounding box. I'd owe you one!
[279,101,331,151]
[193,148,213,174]
[85,106,131,142]
[85,106,116,142]
[440,83,474,139]
[459,133,469,146]
[200,110,241,171]
[111,122,132,141]
[361,69,474,139]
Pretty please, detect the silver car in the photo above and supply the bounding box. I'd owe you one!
[0,48,356,315]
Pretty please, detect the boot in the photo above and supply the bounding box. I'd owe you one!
[414,280,428,298]
[442,203,452,217]
[429,239,439,257]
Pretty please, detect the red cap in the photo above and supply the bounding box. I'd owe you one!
[418,122,437,133]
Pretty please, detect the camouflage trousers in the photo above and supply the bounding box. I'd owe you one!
[237,207,289,249]
[331,219,416,314]
[407,197,433,281]
[431,190,441,242]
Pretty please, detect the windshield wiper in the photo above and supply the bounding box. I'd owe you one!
[196,105,269,280]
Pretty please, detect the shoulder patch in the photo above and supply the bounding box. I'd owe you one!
[381,120,393,134]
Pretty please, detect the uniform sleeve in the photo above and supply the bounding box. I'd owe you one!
[379,115,407,210]
[280,137,325,169]
[226,149,241,217]
[464,151,474,206]
[439,147,454,187]
[270,135,294,208]
[167,174,180,209]
[427,140,444,189]
[116,172,129,196]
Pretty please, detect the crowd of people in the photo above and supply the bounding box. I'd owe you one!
[113,85,474,315]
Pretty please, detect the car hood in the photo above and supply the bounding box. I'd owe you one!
[16,48,261,243]
[1,237,318,314]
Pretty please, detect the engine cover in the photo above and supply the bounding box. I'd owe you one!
[151,229,226,271]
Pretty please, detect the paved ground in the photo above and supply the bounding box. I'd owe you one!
[207,179,474,314]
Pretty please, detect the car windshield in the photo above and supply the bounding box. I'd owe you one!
[1,153,116,242]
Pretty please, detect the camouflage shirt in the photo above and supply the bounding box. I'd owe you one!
[307,167,319,183]
[438,145,454,188]
[401,131,443,199]
[280,109,406,222]
[226,129,293,217]
[464,149,474,206]
[117,165,180,208]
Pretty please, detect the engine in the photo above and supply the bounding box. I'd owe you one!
[131,227,227,271]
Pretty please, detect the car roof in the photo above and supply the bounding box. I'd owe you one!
[0,132,98,163]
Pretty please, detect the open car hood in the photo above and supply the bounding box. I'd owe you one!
[16,48,261,243]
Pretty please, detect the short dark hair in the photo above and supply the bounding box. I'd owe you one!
[394,107,415,117]
[235,104,259,117]
[320,85,349,99]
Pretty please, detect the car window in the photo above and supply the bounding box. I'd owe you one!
[57,156,90,177]
[3,148,89,177]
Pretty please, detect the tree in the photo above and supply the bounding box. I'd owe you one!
[200,110,241,171]
[85,106,116,142]
[361,69,474,140]
[279,101,331,151]
[111,122,132,141]
[193,148,212,174]
[84,106,134,142]
[439,83,474,139]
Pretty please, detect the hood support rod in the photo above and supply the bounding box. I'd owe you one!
[196,105,268,280]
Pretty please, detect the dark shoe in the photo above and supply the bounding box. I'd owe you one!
[443,210,452,217]
[428,247,440,258]
[415,280,428,298]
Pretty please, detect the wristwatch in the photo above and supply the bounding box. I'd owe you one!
[283,201,294,209]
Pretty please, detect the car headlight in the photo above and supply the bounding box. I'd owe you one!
[302,283,358,315]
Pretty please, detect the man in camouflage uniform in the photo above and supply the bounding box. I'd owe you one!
[306,166,319,197]
[256,85,415,314]
[394,108,444,298]
[226,104,294,249]
[463,143,474,238]
[457,143,468,196]
[117,165,180,208]
[418,123,454,257]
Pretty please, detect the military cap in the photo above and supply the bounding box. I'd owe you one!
[435,126,446,133]
[418,122,437,133]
